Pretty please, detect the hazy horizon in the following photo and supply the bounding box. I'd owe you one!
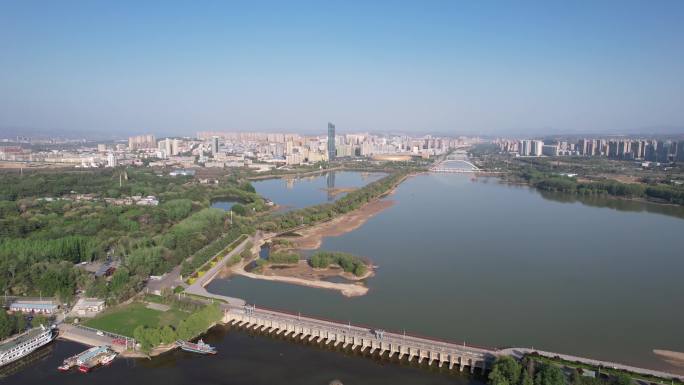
[1,1,683,137]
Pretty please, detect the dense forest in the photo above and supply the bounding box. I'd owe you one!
[0,168,262,303]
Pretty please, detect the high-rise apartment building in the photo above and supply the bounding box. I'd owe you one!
[531,140,544,156]
[327,122,336,161]
[128,135,156,150]
[158,138,180,157]
[212,136,219,157]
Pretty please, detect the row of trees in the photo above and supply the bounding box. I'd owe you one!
[309,251,368,277]
[515,164,684,205]
[489,356,633,385]
[0,312,50,339]
[132,303,222,352]
[180,226,253,277]
[258,171,409,233]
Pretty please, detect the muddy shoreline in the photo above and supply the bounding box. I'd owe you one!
[220,172,414,296]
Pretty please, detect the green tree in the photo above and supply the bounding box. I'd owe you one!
[109,268,130,295]
[522,370,535,385]
[31,314,50,328]
[160,325,176,344]
[145,327,161,347]
[0,311,16,339]
[535,364,565,385]
[133,325,148,350]
[231,203,247,216]
[15,315,27,332]
[489,356,522,385]
[612,373,631,385]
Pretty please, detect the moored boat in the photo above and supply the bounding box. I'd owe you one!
[78,349,117,373]
[59,345,116,373]
[0,325,55,368]
[175,339,216,354]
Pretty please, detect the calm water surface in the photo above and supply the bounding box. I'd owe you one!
[4,328,483,385]
[252,171,385,210]
[209,173,684,373]
[211,200,236,211]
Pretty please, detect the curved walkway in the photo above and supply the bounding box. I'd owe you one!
[184,236,254,307]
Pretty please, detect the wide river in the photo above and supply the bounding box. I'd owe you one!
[7,171,683,384]
[208,171,684,374]
[7,328,479,385]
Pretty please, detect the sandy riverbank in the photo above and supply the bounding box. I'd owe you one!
[292,198,396,250]
[230,260,368,297]
[320,186,358,198]
[653,350,684,370]
[220,172,414,297]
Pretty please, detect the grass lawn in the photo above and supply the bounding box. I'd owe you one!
[84,302,189,337]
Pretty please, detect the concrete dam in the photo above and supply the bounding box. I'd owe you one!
[224,305,497,373]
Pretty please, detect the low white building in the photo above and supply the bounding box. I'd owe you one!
[9,300,59,314]
[72,298,106,317]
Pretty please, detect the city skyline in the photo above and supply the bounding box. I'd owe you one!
[2,1,684,137]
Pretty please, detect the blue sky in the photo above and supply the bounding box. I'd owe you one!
[1,0,683,137]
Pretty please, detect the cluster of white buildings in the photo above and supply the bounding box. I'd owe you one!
[495,137,684,162]
[1,129,477,170]
[39,194,158,207]
[196,131,471,167]
[103,195,159,206]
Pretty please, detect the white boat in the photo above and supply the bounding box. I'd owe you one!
[175,339,217,354]
[0,325,55,367]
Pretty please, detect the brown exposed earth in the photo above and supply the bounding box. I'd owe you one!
[292,198,395,250]
[229,259,369,297]
[653,349,684,370]
[319,187,358,198]
[219,173,413,297]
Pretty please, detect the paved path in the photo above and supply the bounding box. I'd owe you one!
[145,265,183,294]
[184,235,254,306]
[57,324,131,353]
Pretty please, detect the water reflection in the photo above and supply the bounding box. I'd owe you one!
[253,171,385,211]
[538,189,684,219]
[4,329,486,385]
[211,173,684,373]
[327,171,336,201]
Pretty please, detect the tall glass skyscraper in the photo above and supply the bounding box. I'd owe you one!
[327,122,336,161]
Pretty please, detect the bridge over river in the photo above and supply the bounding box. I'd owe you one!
[431,152,483,173]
